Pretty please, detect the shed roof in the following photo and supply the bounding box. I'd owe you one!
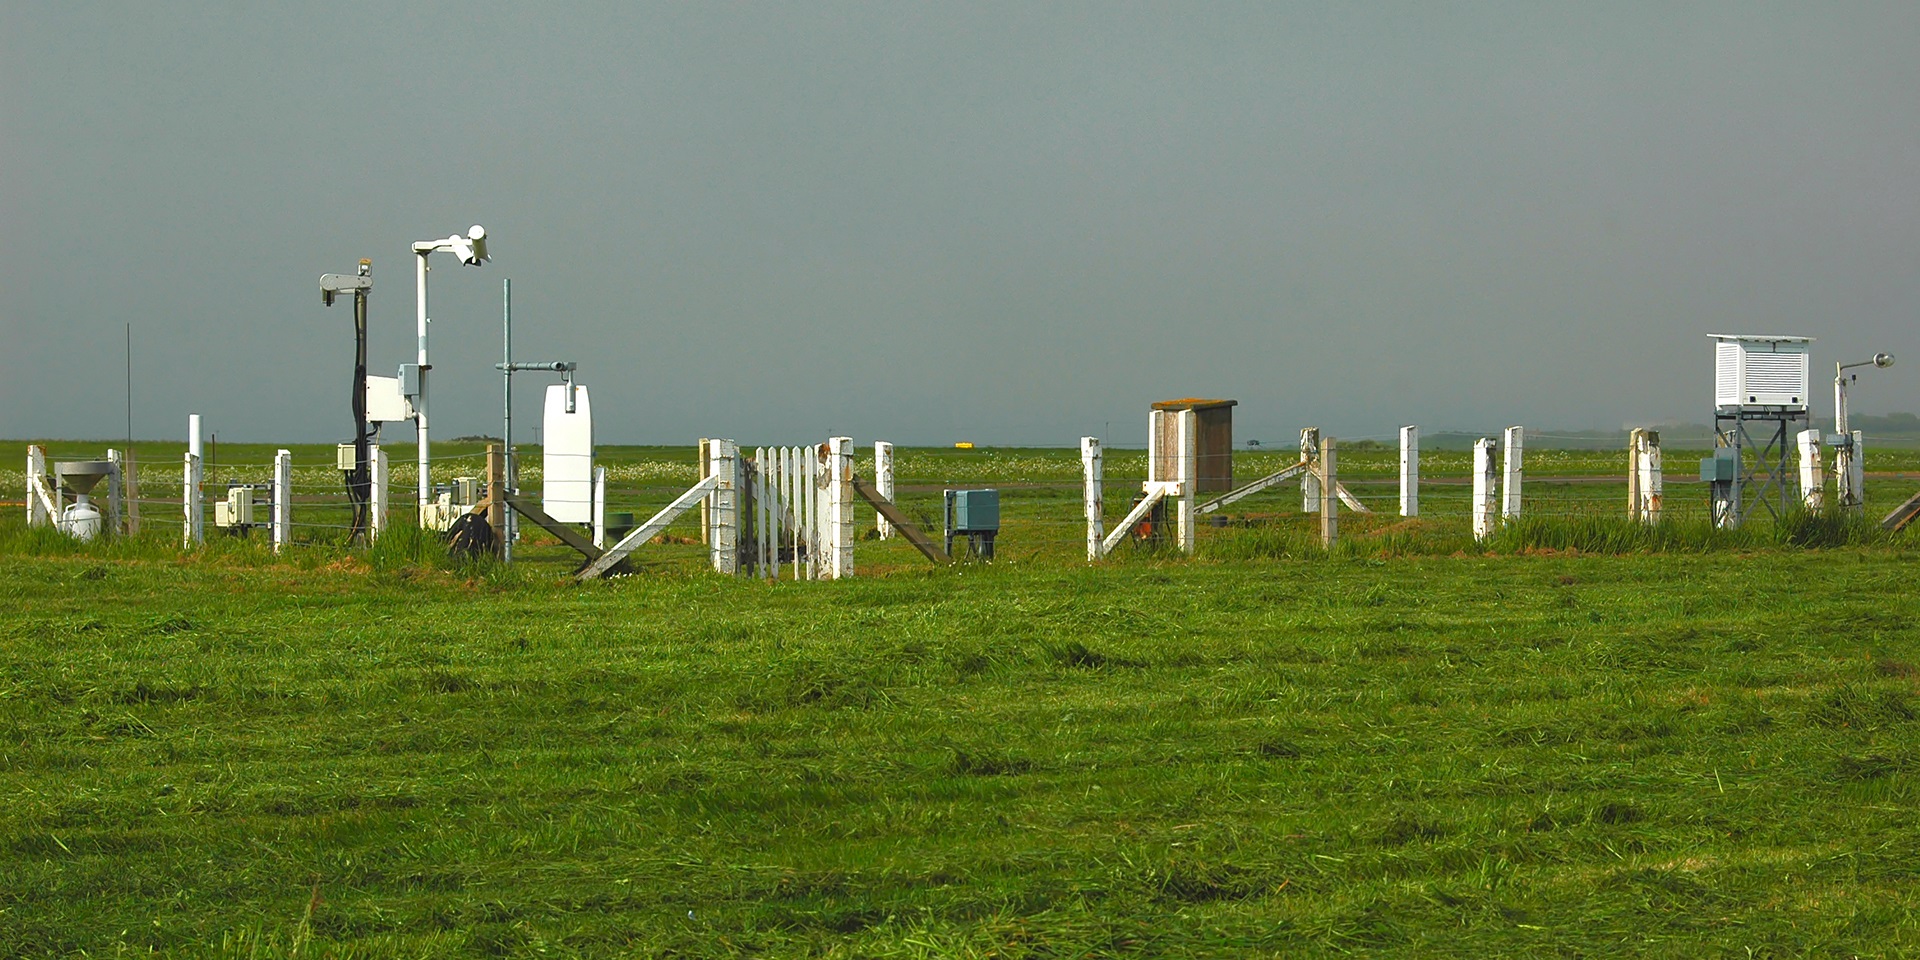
[1151,398,1238,411]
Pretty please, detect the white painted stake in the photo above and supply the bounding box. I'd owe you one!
[1796,429,1824,512]
[827,437,855,579]
[1501,426,1524,522]
[708,439,739,575]
[1399,425,1419,518]
[1301,428,1321,512]
[1472,438,1497,541]
[592,465,608,549]
[874,441,894,540]
[1082,437,1104,561]
[272,449,291,554]
[1176,409,1197,553]
[370,445,389,539]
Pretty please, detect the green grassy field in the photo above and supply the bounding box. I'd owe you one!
[6,443,1920,956]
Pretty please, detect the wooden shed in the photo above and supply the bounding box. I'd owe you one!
[1151,398,1237,493]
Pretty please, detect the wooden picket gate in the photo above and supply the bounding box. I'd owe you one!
[737,441,853,580]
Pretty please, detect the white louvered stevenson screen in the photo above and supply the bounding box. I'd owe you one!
[1711,335,1811,411]
[1715,341,1742,408]
[1742,353,1808,405]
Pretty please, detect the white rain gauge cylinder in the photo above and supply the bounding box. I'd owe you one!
[55,461,113,541]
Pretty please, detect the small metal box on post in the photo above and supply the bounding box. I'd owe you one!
[944,489,1000,560]
[1151,399,1236,493]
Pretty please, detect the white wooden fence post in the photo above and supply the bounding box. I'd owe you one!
[1627,428,1643,520]
[185,414,204,546]
[1176,409,1196,553]
[827,436,854,579]
[874,441,894,540]
[1146,410,1166,484]
[1082,437,1104,561]
[804,445,818,580]
[1629,429,1663,524]
[272,449,291,554]
[123,449,141,536]
[592,465,608,549]
[1472,438,1497,541]
[105,449,124,537]
[698,438,712,545]
[1849,430,1866,510]
[26,445,52,528]
[1501,426,1524,522]
[756,449,771,576]
[779,446,794,581]
[183,453,203,546]
[709,440,738,574]
[369,445,388,540]
[1399,425,1419,518]
[1834,435,1856,510]
[1320,436,1338,548]
[1796,429,1823,513]
[1301,427,1321,512]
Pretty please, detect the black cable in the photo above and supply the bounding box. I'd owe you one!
[344,285,372,543]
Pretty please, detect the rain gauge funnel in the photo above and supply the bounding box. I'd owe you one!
[54,461,113,541]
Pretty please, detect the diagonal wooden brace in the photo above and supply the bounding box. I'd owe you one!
[577,475,719,581]
[851,478,950,564]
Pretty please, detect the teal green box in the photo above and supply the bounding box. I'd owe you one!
[1699,453,1736,483]
[946,489,1000,532]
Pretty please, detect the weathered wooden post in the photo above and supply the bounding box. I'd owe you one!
[827,436,855,579]
[1319,436,1338,548]
[1795,429,1823,512]
[1082,436,1104,561]
[1301,427,1321,512]
[1176,409,1197,554]
[1472,438,1497,541]
[708,439,738,574]
[272,449,292,554]
[1399,425,1419,518]
[1501,426,1524,522]
[487,444,507,553]
[874,441,894,540]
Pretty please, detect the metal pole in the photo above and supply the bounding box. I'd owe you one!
[415,251,431,522]
[1835,365,1849,436]
[502,277,514,562]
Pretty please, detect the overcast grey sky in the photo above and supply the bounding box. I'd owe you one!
[4,3,1916,446]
